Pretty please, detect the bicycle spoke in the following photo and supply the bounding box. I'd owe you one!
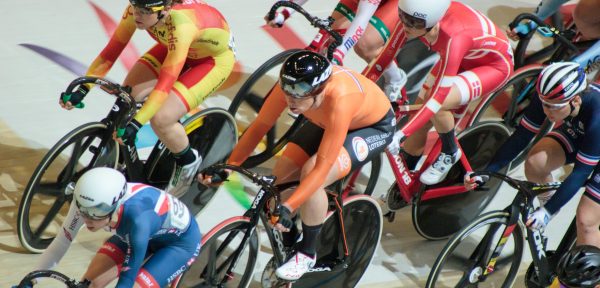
[32,195,68,239]
[35,182,63,197]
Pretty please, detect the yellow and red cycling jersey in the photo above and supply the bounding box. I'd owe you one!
[85,0,233,124]
[228,66,392,210]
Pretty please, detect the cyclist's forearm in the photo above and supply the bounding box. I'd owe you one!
[534,0,569,20]
[228,121,273,166]
[334,0,378,58]
[36,202,82,270]
[544,162,593,214]
[486,125,536,173]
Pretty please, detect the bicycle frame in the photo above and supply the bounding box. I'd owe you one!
[202,164,352,285]
[468,171,562,285]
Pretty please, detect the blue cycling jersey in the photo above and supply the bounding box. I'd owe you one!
[37,183,200,288]
[487,84,600,215]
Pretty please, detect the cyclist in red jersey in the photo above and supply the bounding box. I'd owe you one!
[59,0,236,197]
[388,0,514,185]
[201,51,394,280]
[266,0,407,100]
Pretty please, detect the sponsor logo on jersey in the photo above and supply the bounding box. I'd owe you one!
[139,270,156,287]
[352,137,369,162]
[337,152,351,171]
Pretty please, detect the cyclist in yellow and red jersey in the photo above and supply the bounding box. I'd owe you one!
[388,0,514,185]
[201,50,394,280]
[266,0,407,101]
[59,0,235,197]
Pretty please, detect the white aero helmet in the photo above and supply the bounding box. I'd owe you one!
[398,0,451,29]
[74,167,127,220]
[536,62,587,108]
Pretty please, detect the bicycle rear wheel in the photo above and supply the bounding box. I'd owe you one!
[412,122,510,240]
[426,211,524,288]
[17,122,118,253]
[228,49,302,168]
[177,217,259,288]
[293,195,383,287]
[146,108,238,215]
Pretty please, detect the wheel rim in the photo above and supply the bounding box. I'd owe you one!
[429,216,522,287]
[294,198,381,288]
[19,125,116,252]
[179,220,258,288]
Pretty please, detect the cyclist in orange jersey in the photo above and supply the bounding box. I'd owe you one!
[201,50,394,280]
[59,0,236,197]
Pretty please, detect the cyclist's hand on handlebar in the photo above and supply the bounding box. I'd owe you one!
[464,172,487,190]
[264,11,288,28]
[116,119,142,146]
[526,207,552,231]
[506,21,537,41]
[60,85,89,110]
[198,168,231,186]
[274,205,294,232]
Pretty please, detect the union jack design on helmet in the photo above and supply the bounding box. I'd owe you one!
[536,62,587,105]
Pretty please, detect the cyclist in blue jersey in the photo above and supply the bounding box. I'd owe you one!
[467,62,600,248]
[15,168,200,288]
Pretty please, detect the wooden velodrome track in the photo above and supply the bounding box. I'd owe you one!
[0,0,581,287]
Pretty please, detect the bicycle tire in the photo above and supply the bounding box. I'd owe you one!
[228,49,302,168]
[293,195,382,288]
[17,122,118,253]
[177,216,259,288]
[468,65,543,128]
[412,122,511,240]
[145,108,238,216]
[18,270,84,288]
[426,210,524,288]
[467,65,553,172]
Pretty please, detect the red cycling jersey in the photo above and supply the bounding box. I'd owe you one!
[398,1,514,138]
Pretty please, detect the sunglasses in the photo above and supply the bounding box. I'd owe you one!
[541,100,570,110]
[399,9,427,30]
[132,5,164,15]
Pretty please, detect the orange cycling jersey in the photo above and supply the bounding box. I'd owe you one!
[228,66,391,210]
[85,1,233,124]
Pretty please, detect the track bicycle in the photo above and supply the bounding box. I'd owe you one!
[426,171,570,288]
[177,163,383,288]
[17,76,238,253]
[17,269,183,288]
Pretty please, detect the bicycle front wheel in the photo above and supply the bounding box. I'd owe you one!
[228,49,302,168]
[426,211,524,288]
[177,217,259,288]
[18,122,117,253]
[294,195,383,288]
[146,108,239,215]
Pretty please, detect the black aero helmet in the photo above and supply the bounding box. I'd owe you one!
[556,245,600,287]
[280,50,333,98]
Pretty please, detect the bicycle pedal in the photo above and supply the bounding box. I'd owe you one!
[384,211,396,222]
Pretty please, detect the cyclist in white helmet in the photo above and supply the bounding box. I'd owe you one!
[390,0,514,185]
[266,0,407,101]
[15,167,200,288]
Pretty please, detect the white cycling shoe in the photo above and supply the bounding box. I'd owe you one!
[275,251,316,281]
[420,149,461,185]
[166,148,202,198]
